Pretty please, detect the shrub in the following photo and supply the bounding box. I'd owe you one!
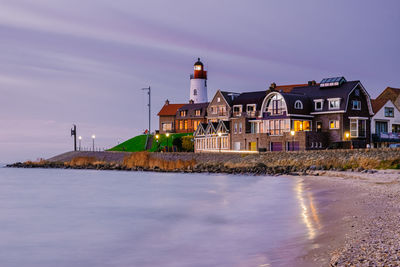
[182,136,194,152]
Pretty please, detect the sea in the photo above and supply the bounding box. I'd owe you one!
[0,166,322,267]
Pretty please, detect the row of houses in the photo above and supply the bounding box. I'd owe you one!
[157,60,400,152]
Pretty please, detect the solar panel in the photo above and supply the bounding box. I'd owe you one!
[319,76,346,87]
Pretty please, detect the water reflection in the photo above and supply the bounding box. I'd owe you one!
[295,180,321,240]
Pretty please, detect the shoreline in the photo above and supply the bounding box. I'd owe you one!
[5,150,400,265]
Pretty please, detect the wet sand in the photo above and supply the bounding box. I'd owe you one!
[295,170,400,266]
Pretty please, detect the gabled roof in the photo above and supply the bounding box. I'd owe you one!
[371,87,400,113]
[158,103,185,116]
[232,91,266,110]
[280,92,313,115]
[176,102,209,119]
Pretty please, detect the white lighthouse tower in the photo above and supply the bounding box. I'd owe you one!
[190,58,208,103]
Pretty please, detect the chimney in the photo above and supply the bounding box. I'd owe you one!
[308,81,312,86]
[269,82,277,91]
[311,80,316,86]
[165,99,170,105]
[189,99,194,104]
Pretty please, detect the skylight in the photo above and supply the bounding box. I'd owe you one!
[320,77,346,87]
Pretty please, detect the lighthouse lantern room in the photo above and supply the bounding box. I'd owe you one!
[190,58,208,103]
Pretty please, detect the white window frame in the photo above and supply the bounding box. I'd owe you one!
[246,104,256,112]
[294,100,303,109]
[233,105,242,116]
[328,98,341,110]
[314,99,324,111]
[329,120,340,129]
[239,122,242,134]
[350,119,366,138]
[352,100,361,110]
[217,97,221,103]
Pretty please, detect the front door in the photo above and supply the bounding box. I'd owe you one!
[316,121,322,132]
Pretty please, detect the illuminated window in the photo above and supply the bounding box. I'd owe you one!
[180,110,187,117]
[293,120,310,131]
[217,97,221,102]
[195,109,201,116]
[329,120,340,129]
[194,121,198,131]
[180,121,183,130]
[194,65,202,71]
[184,120,188,130]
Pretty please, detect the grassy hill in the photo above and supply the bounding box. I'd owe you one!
[108,133,193,152]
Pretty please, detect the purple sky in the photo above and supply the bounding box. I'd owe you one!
[1,0,399,162]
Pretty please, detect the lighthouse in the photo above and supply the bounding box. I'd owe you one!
[190,58,208,103]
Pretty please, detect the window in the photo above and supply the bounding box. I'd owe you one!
[234,123,238,134]
[239,122,242,134]
[194,65,202,71]
[211,107,217,114]
[162,122,172,131]
[352,100,361,110]
[247,104,256,116]
[233,105,242,116]
[195,109,201,116]
[385,107,394,117]
[180,110,187,117]
[266,94,286,115]
[184,120,188,130]
[179,121,183,130]
[328,99,340,110]
[314,100,323,111]
[350,119,366,137]
[193,89,197,96]
[329,120,340,129]
[194,121,198,131]
[217,97,221,103]
[293,120,311,131]
[294,100,303,109]
[393,124,400,133]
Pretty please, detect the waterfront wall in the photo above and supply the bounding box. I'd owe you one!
[8,148,400,175]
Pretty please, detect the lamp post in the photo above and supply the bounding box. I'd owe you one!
[78,136,82,151]
[345,132,351,149]
[290,130,295,151]
[92,134,96,151]
[166,133,170,152]
[155,134,159,152]
[218,132,222,153]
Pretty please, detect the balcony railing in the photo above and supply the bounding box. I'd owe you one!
[372,132,400,142]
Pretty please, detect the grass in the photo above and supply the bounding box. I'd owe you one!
[108,133,193,152]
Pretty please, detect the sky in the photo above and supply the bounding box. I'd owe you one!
[0,0,399,163]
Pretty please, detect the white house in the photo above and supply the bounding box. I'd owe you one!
[371,98,400,147]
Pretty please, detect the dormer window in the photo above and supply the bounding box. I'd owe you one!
[195,109,201,116]
[180,110,187,117]
[233,105,242,116]
[314,99,323,111]
[294,100,303,109]
[328,98,340,110]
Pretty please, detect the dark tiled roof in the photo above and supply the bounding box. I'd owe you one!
[232,91,266,110]
[280,93,313,115]
[220,91,239,106]
[176,102,209,119]
[275,84,309,93]
[290,81,360,112]
[157,103,185,116]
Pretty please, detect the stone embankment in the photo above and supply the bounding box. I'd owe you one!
[7,148,400,174]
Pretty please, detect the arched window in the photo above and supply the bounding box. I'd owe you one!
[264,93,286,115]
[294,100,303,109]
[193,89,197,95]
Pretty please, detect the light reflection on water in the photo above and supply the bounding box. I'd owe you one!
[295,180,322,240]
[0,168,322,267]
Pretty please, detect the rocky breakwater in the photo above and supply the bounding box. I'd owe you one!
[6,148,400,175]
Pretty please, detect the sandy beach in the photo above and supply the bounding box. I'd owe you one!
[296,169,400,266]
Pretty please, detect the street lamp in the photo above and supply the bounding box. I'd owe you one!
[290,130,295,151]
[166,133,170,152]
[78,136,82,151]
[218,132,222,152]
[92,134,96,151]
[345,132,350,140]
[155,134,159,152]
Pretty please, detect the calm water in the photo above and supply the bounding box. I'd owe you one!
[0,167,322,267]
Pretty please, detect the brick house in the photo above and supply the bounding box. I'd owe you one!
[175,100,209,133]
[206,90,239,122]
[371,87,400,147]
[157,100,185,134]
[195,77,374,152]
